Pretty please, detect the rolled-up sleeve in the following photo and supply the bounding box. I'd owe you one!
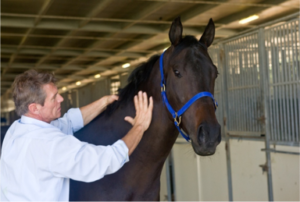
[49,134,129,182]
[50,108,84,135]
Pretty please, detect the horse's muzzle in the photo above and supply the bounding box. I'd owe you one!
[192,122,221,156]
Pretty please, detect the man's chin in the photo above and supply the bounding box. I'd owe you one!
[55,112,61,119]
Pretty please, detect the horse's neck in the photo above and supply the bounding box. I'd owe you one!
[131,60,179,165]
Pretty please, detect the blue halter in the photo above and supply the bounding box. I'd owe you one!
[160,51,218,142]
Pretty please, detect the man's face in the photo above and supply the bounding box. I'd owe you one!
[38,83,64,123]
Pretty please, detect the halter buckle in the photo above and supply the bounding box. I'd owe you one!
[214,101,218,109]
[174,113,181,126]
[161,84,165,92]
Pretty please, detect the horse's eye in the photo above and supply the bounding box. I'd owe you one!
[173,69,181,77]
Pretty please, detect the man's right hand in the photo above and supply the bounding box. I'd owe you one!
[122,91,153,155]
[124,91,153,132]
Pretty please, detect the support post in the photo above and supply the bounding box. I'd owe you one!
[258,28,274,201]
[220,44,233,201]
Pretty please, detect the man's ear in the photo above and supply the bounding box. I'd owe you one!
[28,103,41,115]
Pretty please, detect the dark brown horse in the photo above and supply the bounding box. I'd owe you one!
[70,17,221,201]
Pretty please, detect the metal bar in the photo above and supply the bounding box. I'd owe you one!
[228,134,264,139]
[254,35,260,132]
[221,43,233,201]
[251,37,257,131]
[271,33,280,141]
[249,38,256,132]
[283,23,292,142]
[290,21,298,142]
[287,22,295,142]
[281,29,288,142]
[291,20,300,142]
[239,52,245,130]
[276,26,284,141]
[270,81,300,86]
[261,148,300,155]
[281,45,288,141]
[259,27,274,202]
[267,30,275,142]
[235,40,242,131]
[270,141,300,147]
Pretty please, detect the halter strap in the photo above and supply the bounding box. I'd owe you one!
[159,51,218,142]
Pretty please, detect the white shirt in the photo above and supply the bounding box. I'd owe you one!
[0,108,129,201]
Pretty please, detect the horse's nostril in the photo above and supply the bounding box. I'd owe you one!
[208,142,214,147]
[197,125,204,145]
[198,125,203,134]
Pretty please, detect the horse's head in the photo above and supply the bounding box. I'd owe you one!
[162,17,221,156]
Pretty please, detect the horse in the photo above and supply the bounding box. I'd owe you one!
[70,17,221,201]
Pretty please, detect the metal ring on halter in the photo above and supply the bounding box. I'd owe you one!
[161,84,165,92]
[174,112,181,126]
[215,101,218,109]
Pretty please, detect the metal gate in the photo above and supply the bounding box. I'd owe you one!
[264,18,300,145]
[207,13,299,201]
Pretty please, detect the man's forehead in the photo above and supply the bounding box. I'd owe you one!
[43,83,58,94]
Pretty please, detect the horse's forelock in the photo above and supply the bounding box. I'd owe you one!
[173,35,199,56]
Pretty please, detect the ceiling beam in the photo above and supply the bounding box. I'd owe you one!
[1,44,155,54]
[2,16,243,34]
[134,0,295,8]
[1,12,223,26]
[2,33,145,42]
[0,63,111,71]
[215,0,289,25]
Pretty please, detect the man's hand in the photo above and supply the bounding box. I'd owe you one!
[80,94,118,126]
[104,94,119,107]
[122,91,153,155]
[124,91,153,132]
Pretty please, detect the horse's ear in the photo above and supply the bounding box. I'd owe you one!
[199,18,215,48]
[169,17,183,46]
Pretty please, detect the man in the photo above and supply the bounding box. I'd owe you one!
[0,69,153,201]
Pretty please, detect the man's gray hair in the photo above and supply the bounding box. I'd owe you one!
[12,69,57,116]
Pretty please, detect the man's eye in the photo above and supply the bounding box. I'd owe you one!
[173,69,181,77]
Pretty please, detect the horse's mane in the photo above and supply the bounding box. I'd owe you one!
[103,54,160,116]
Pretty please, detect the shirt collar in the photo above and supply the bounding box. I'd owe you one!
[20,115,55,129]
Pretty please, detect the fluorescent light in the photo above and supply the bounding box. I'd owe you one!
[62,87,67,91]
[94,74,101,78]
[122,63,130,68]
[239,15,259,24]
[76,81,81,86]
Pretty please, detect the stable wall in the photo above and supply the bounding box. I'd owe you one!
[171,138,300,201]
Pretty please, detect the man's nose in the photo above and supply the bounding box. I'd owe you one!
[57,94,64,103]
